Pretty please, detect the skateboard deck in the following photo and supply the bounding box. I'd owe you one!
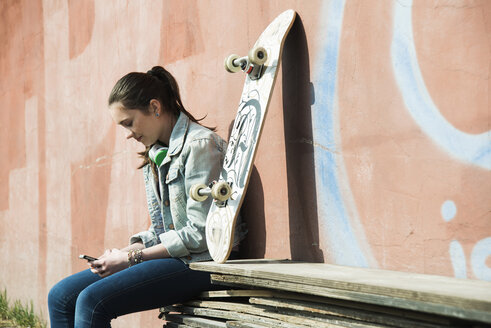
[192,10,296,263]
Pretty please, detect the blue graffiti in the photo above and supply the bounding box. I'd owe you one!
[391,0,491,170]
[312,0,372,267]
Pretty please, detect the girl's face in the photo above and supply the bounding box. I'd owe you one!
[109,100,174,147]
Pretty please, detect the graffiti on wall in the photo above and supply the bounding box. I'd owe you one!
[313,0,490,280]
[312,0,374,268]
[392,0,491,281]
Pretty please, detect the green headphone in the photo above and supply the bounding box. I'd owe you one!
[149,143,168,167]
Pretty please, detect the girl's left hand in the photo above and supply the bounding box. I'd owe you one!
[89,248,128,278]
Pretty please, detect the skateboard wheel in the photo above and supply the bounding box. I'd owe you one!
[248,46,267,65]
[190,184,208,202]
[224,54,241,73]
[211,182,232,202]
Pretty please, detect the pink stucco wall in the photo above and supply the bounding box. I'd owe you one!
[1,1,489,326]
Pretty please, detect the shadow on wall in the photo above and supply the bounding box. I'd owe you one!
[282,15,323,262]
[239,166,266,259]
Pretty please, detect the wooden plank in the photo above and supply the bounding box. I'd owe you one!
[171,305,310,328]
[271,308,392,328]
[249,297,448,328]
[210,273,491,323]
[162,288,452,326]
[199,290,276,299]
[163,313,227,328]
[191,260,491,312]
[184,300,383,328]
[246,291,452,326]
[185,300,322,327]
[226,321,270,328]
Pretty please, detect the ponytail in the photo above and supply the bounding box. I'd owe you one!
[145,66,209,126]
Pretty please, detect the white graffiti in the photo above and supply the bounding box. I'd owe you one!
[441,200,457,222]
[391,0,491,170]
[471,238,491,281]
[449,240,467,279]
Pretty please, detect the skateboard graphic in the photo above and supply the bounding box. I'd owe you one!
[190,10,297,263]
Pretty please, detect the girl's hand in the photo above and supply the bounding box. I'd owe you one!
[89,248,128,278]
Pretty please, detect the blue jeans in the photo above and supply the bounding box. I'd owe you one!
[48,258,213,328]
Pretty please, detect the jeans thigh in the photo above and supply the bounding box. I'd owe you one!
[78,258,212,319]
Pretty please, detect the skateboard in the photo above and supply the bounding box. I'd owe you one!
[190,10,297,263]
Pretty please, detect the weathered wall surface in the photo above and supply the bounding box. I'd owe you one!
[0,0,489,326]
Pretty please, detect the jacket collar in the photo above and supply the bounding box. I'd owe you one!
[161,112,189,166]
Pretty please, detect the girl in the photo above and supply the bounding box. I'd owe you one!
[48,66,244,327]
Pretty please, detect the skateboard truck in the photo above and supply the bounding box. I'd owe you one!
[224,46,268,80]
[190,181,232,207]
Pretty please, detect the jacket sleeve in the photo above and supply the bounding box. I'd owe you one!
[128,165,161,248]
[159,136,224,257]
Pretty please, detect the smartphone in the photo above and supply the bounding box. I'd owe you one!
[79,254,98,262]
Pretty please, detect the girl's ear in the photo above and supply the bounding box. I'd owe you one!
[149,99,161,115]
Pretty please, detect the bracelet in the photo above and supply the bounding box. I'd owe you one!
[127,251,133,267]
[127,249,144,267]
[133,249,144,265]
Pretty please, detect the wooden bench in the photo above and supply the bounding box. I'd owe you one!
[160,259,491,327]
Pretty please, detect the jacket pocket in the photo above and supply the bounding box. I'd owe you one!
[166,165,179,181]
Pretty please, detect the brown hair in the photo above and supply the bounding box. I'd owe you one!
[108,66,214,170]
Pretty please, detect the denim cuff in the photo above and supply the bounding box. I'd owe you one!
[159,230,190,258]
[129,231,158,248]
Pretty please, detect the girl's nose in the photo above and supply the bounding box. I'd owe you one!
[126,131,135,139]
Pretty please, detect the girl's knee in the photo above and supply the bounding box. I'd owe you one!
[74,287,113,326]
[75,288,99,310]
[76,287,110,317]
[48,281,72,311]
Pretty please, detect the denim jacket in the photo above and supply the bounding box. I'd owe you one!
[130,113,246,263]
